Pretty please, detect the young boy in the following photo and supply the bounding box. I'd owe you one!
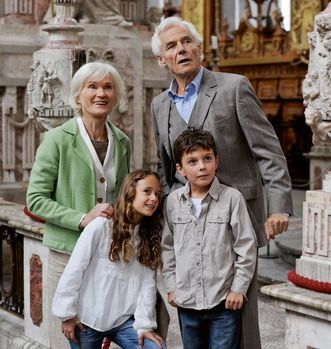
[161,128,257,349]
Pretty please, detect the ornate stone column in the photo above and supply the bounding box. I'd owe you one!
[302,3,331,189]
[27,0,85,132]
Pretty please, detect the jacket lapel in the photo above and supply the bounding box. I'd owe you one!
[159,94,172,157]
[64,118,94,171]
[109,122,128,182]
[189,68,217,128]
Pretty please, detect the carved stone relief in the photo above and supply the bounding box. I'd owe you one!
[27,61,63,109]
[303,3,331,144]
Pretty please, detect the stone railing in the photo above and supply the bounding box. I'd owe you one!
[0,198,49,349]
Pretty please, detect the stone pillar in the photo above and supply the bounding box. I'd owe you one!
[302,3,331,189]
[1,88,17,183]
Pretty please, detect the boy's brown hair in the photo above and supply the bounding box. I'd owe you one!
[173,127,218,165]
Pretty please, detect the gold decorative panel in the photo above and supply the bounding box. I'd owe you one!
[291,0,322,53]
[181,0,204,38]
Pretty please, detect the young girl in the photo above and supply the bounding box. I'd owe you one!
[52,170,167,349]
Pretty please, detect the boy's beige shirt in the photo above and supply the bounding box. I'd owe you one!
[161,177,257,310]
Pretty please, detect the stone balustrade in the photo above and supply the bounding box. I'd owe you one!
[0,198,50,348]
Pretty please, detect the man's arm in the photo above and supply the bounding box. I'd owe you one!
[151,100,171,194]
[161,198,177,296]
[235,76,292,238]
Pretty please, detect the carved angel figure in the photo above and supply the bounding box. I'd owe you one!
[305,108,331,144]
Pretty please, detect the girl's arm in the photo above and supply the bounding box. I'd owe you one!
[133,266,158,336]
[52,217,107,319]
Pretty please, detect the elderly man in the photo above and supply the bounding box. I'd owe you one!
[151,17,292,349]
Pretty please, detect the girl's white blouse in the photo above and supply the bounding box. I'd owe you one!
[52,217,157,335]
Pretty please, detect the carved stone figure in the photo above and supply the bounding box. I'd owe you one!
[75,0,132,26]
[146,6,162,32]
[303,2,331,145]
[40,65,58,107]
[305,107,331,144]
[27,60,41,106]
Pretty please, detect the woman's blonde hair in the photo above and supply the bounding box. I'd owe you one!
[109,169,163,270]
[70,61,126,116]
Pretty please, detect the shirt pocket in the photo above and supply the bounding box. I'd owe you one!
[170,212,194,252]
[170,212,192,224]
[206,212,231,245]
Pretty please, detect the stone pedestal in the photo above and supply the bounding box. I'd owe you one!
[305,145,331,190]
[261,283,331,349]
[261,176,331,348]
[296,189,331,282]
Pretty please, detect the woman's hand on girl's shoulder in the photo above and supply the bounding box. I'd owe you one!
[138,331,166,349]
[79,203,114,228]
[61,316,85,343]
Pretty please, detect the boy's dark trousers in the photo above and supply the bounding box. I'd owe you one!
[177,301,241,349]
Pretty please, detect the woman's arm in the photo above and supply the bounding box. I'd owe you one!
[27,132,85,230]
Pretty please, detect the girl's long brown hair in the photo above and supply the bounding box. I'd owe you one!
[109,169,163,270]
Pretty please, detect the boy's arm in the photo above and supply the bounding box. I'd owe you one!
[161,199,177,294]
[230,194,257,297]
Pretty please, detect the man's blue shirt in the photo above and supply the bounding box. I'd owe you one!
[167,67,203,123]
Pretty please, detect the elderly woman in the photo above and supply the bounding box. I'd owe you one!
[26,61,131,348]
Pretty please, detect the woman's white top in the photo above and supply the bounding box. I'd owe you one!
[52,217,157,335]
[76,116,116,204]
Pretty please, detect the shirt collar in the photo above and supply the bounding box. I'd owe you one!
[180,176,222,202]
[168,67,204,101]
